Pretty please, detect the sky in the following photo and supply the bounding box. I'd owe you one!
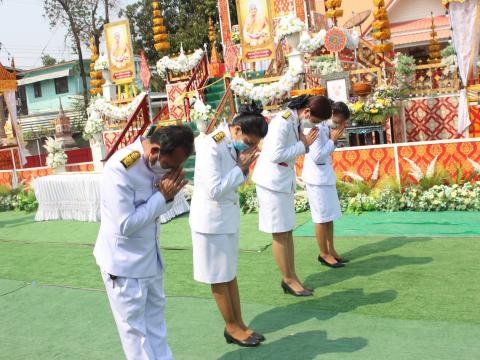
[0,0,136,70]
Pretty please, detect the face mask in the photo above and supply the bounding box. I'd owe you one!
[232,139,249,152]
[301,118,314,129]
[326,119,338,129]
[149,156,170,177]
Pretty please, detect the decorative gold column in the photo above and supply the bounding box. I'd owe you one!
[372,0,394,55]
[89,38,104,96]
[428,13,441,64]
[324,0,343,27]
[153,1,170,53]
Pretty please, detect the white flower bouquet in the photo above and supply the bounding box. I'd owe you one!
[190,99,215,132]
[298,30,326,53]
[43,137,67,169]
[309,56,342,75]
[94,54,109,71]
[156,48,204,78]
[276,15,305,39]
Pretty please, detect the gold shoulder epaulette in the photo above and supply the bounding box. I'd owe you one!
[282,111,292,120]
[120,150,141,169]
[212,131,226,144]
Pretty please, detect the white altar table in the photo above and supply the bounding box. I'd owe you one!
[33,173,189,223]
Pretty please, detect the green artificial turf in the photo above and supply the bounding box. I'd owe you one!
[294,211,480,237]
[1,211,480,359]
[0,211,311,252]
[1,283,480,360]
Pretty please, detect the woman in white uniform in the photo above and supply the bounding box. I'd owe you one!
[252,95,332,296]
[190,105,268,347]
[303,101,350,268]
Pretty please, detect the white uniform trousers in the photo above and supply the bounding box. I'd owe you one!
[101,269,173,360]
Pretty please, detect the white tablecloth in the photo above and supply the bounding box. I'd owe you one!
[33,173,190,223]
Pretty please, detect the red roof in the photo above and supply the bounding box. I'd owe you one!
[391,29,451,46]
[390,15,450,34]
[367,15,451,47]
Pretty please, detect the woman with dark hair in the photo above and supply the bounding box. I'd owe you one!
[190,104,268,347]
[303,101,350,268]
[252,95,332,296]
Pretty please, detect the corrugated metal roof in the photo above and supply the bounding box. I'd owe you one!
[17,68,71,85]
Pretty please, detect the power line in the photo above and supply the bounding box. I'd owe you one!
[33,23,60,67]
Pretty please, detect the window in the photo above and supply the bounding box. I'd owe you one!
[33,82,42,98]
[54,77,69,94]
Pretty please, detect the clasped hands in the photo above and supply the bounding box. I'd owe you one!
[155,168,188,201]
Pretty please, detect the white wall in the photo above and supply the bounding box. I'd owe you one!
[389,0,446,23]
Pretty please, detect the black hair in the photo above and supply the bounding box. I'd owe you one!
[332,101,351,120]
[288,95,332,120]
[231,103,268,138]
[150,125,194,156]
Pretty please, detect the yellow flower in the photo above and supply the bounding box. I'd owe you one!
[370,108,379,114]
[352,101,363,112]
[376,98,386,106]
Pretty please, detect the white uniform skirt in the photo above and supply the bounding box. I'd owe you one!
[305,184,342,223]
[256,185,296,233]
[191,231,239,284]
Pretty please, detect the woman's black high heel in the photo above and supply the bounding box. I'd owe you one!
[281,281,313,297]
[251,332,266,342]
[334,256,350,263]
[224,329,260,347]
[318,255,345,268]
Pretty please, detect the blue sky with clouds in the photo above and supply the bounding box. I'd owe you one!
[0,0,135,69]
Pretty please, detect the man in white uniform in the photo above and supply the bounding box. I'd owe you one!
[94,126,194,360]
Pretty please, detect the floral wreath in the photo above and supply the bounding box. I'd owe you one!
[156,47,204,78]
[83,92,147,140]
[231,64,304,104]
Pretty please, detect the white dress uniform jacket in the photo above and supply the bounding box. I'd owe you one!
[189,123,246,234]
[94,137,171,278]
[252,109,306,193]
[302,123,337,186]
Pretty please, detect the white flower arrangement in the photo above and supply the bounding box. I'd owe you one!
[309,56,342,75]
[276,15,306,39]
[441,54,457,76]
[94,54,109,71]
[43,137,67,169]
[183,184,193,202]
[298,30,326,53]
[190,98,215,133]
[83,92,147,140]
[231,63,304,104]
[340,182,480,213]
[156,47,204,78]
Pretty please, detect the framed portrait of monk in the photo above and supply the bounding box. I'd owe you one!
[236,0,275,63]
[104,20,136,85]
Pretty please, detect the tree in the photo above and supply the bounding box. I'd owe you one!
[120,0,217,65]
[43,0,118,109]
[44,0,90,109]
[41,54,57,66]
